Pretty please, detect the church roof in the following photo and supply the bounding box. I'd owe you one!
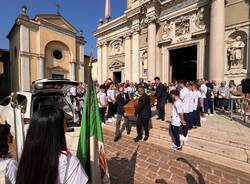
[34,14,78,33]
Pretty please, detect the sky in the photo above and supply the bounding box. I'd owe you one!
[0,0,127,56]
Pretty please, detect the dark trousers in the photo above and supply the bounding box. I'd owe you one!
[192,109,201,127]
[182,113,189,137]
[99,107,106,123]
[157,101,165,118]
[136,117,150,138]
[205,98,214,114]
[107,102,115,118]
[171,125,181,147]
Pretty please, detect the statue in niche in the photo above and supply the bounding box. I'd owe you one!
[194,8,205,30]
[162,21,172,40]
[227,36,245,68]
[142,51,148,76]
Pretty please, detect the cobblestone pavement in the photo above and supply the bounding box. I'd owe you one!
[103,129,250,184]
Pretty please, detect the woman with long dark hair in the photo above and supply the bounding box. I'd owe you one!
[13,106,88,184]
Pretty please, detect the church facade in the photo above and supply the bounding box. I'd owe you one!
[8,6,86,92]
[94,0,250,84]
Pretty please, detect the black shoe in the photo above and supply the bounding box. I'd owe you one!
[114,134,121,142]
[156,117,162,120]
[144,136,149,141]
[134,136,142,142]
[161,118,165,121]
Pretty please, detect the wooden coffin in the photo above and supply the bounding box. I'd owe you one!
[123,95,156,117]
[123,99,138,117]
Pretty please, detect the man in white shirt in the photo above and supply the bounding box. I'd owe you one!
[170,89,186,150]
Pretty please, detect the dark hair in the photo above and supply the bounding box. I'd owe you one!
[170,89,180,96]
[154,76,160,81]
[179,79,187,86]
[0,123,10,157]
[16,106,66,184]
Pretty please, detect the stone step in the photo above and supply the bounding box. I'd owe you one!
[103,123,250,174]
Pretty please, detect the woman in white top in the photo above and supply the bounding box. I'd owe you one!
[11,106,88,184]
[106,83,116,122]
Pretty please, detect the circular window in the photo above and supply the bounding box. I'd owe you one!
[52,49,63,60]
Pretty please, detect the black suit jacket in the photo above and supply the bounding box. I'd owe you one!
[155,83,166,102]
[116,93,130,115]
[135,93,151,118]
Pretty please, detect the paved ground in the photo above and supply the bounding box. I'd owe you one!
[98,104,250,175]
[66,128,250,184]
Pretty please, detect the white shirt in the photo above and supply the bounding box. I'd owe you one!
[193,90,202,110]
[4,152,88,184]
[70,86,77,96]
[107,89,115,102]
[200,84,207,98]
[1,158,17,184]
[180,87,190,113]
[188,90,194,113]
[97,92,107,108]
[171,99,183,126]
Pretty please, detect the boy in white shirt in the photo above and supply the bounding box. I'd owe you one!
[170,90,186,150]
[97,85,107,125]
[192,83,202,127]
[179,80,189,141]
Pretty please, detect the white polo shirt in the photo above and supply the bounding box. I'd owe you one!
[193,90,202,110]
[171,99,183,126]
[97,92,107,108]
[180,87,190,113]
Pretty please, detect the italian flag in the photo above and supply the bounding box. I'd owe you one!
[77,76,110,184]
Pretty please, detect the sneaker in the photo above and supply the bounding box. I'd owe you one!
[171,144,182,150]
[201,117,206,121]
[112,117,116,122]
[171,143,178,149]
[209,114,214,117]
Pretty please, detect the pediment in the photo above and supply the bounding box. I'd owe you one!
[35,14,77,33]
[109,60,125,69]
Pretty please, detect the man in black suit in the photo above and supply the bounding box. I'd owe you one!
[134,86,152,142]
[114,86,131,142]
[154,77,166,121]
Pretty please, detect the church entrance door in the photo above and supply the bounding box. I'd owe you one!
[113,71,121,84]
[170,45,197,82]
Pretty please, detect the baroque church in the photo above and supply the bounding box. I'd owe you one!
[94,0,250,84]
[7,6,86,92]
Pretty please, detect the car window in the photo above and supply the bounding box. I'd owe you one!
[0,97,10,106]
[17,95,27,113]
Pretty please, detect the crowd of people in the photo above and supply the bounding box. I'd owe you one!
[67,77,250,150]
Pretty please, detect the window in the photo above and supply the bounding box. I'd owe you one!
[17,95,27,113]
[52,49,63,60]
[0,97,10,106]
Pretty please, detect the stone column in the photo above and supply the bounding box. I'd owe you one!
[102,42,108,82]
[124,33,132,81]
[97,44,103,84]
[105,0,111,20]
[208,0,225,82]
[38,57,45,79]
[147,18,157,82]
[71,62,76,81]
[132,28,140,83]
[162,47,170,83]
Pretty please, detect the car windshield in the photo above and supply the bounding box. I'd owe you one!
[32,95,74,118]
